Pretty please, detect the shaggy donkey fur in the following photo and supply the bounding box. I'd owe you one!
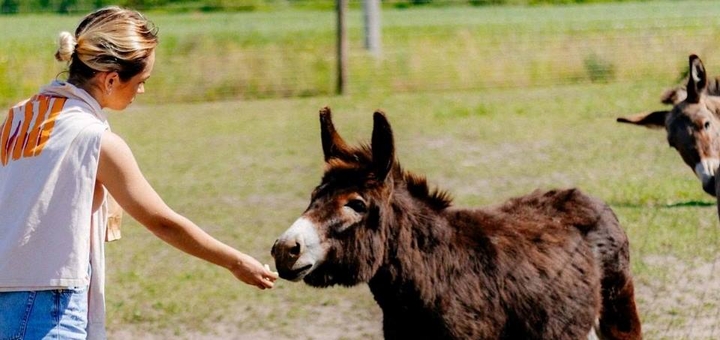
[273,108,642,339]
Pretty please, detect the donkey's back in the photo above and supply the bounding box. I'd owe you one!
[461,188,641,339]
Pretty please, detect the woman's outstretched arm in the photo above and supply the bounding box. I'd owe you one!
[96,130,278,289]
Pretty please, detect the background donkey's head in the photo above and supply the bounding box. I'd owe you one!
[618,55,720,196]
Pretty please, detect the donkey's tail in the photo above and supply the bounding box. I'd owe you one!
[590,200,643,340]
[595,269,642,340]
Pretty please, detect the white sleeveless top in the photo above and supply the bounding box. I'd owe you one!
[0,81,110,339]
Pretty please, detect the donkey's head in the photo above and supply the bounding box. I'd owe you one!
[618,55,720,196]
[271,107,396,287]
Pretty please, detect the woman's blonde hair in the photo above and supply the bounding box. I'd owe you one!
[55,6,158,84]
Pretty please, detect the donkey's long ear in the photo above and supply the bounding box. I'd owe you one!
[320,106,351,161]
[371,110,395,182]
[686,54,707,104]
[616,110,669,129]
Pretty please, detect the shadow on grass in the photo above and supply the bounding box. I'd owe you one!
[612,200,716,209]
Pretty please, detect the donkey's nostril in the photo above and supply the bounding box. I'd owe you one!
[290,241,302,257]
[271,239,279,257]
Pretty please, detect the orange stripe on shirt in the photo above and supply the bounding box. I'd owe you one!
[33,97,66,156]
[25,96,50,157]
[11,101,35,161]
[0,109,15,166]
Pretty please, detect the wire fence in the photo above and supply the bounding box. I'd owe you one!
[0,0,637,15]
[150,1,720,104]
[3,1,720,108]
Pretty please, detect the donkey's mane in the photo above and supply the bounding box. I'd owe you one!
[403,172,453,210]
[324,142,453,210]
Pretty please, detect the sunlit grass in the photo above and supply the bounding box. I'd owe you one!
[3,1,720,108]
[101,80,718,337]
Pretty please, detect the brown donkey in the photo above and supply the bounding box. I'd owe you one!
[272,108,642,340]
[617,55,720,197]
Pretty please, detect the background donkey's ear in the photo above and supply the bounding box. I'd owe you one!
[320,106,351,161]
[660,87,687,105]
[371,110,395,182]
[686,54,707,104]
[616,110,669,129]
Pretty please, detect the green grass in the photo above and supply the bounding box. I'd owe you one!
[4,1,720,107]
[98,80,718,338]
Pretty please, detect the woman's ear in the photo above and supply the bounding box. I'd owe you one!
[103,71,119,95]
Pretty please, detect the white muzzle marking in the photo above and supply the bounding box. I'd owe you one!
[694,158,720,185]
[280,217,327,275]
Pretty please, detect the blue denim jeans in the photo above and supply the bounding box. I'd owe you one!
[0,286,88,340]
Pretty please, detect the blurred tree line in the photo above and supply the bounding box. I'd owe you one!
[1,0,173,13]
[0,0,640,14]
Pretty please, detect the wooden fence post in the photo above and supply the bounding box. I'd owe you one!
[336,0,348,95]
[363,0,381,57]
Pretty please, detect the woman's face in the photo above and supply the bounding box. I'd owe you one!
[106,50,155,110]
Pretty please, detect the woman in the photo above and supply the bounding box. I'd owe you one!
[0,6,277,339]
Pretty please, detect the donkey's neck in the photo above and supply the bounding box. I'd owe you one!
[368,200,450,332]
[370,190,486,307]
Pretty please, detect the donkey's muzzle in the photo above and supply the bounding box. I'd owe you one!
[704,176,717,197]
[695,159,719,197]
[272,217,324,282]
[271,236,306,281]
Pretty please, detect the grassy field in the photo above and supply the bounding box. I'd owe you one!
[100,80,720,339]
[3,1,720,106]
[3,1,720,339]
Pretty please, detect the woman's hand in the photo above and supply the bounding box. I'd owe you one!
[230,252,279,289]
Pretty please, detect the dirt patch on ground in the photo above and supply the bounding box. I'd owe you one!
[110,254,720,339]
[636,255,720,340]
[109,292,384,340]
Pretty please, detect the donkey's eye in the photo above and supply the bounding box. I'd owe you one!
[345,199,367,213]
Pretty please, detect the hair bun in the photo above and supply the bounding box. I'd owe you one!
[54,31,77,62]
